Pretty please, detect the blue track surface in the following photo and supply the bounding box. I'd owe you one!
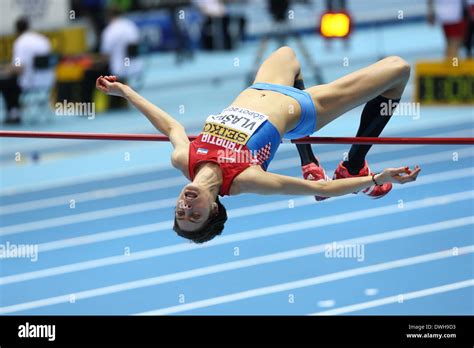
[0,21,473,315]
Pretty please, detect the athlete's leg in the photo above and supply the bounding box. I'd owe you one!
[307,56,410,130]
[254,49,322,171]
[446,37,463,59]
[293,73,331,201]
[307,56,410,175]
[293,73,319,166]
[306,56,410,198]
[253,46,301,86]
[343,93,401,174]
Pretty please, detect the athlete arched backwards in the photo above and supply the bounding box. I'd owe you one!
[96,46,421,244]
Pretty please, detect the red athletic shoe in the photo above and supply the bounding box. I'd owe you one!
[333,161,392,199]
[302,162,332,201]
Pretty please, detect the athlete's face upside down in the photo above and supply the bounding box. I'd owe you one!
[174,183,218,232]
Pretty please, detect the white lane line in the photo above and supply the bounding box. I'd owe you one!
[0,198,174,237]
[37,221,174,253]
[136,247,474,315]
[317,300,336,308]
[32,167,474,253]
[1,243,472,315]
[0,161,171,198]
[1,146,472,236]
[364,288,379,296]
[2,209,471,286]
[1,129,469,214]
[272,144,473,171]
[312,279,474,315]
[2,120,471,197]
[230,166,473,218]
[0,200,474,298]
[0,176,187,215]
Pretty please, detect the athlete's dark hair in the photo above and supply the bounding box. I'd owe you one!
[173,197,227,244]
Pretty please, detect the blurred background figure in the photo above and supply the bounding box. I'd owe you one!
[465,0,474,57]
[0,0,470,124]
[85,5,143,109]
[193,0,245,51]
[428,0,467,59]
[248,0,322,85]
[193,0,228,51]
[168,2,194,65]
[0,17,52,125]
[72,0,108,53]
[100,6,142,79]
[193,0,226,18]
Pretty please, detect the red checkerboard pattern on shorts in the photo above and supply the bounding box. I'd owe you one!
[251,142,272,166]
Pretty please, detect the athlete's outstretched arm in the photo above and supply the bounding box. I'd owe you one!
[241,166,420,197]
[95,76,189,150]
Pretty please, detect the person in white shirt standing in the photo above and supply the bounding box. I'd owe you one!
[428,0,467,59]
[0,17,51,125]
[100,7,141,79]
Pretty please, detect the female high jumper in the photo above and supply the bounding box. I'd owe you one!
[96,46,421,244]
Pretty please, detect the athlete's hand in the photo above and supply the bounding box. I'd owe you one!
[376,166,421,185]
[96,75,126,97]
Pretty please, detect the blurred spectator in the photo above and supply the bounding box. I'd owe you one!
[168,2,194,65]
[193,0,226,18]
[75,0,107,52]
[465,0,474,57]
[428,0,467,59]
[268,0,292,46]
[248,0,323,85]
[0,17,51,125]
[85,6,143,110]
[193,0,245,50]
[100,7,141,78]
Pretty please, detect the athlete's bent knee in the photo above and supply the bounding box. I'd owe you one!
[277,46,297,58]
[277,46,296,55]
[387,56,411,81]
[276,46,301,74]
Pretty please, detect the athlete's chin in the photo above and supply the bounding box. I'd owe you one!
[182,184,214,205]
